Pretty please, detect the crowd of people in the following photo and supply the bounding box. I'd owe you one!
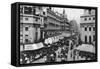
[74,44,96,61]
[20,37,74,64]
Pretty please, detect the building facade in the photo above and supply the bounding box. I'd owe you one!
[44,8,70,38]
[20,6,71,51]
[20,5,46,45]
[80,9,95,45]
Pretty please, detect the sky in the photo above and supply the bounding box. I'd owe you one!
[53,7,84,24]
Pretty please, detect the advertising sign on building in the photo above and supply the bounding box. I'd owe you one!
[24,42,44,50]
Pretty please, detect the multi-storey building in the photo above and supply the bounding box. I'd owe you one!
[20,6,71,51]
[44,8,70,38]
[80,9,95,45]
[20,5,46,45]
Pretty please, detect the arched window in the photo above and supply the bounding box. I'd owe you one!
[93,27,95,31]
[85,35,87,43]
[89,36,91,43]
[85,27,87,31]
[93,17,95,20]
[89,17,91,20]
[89,27,91,31]
[93,35,95,41]
[84,18,87,21]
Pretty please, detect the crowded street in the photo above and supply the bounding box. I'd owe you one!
[19,5,96,64]
[20,32,76,64]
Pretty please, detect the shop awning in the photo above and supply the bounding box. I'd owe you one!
[24,42,44,50]
[75,44,95,53]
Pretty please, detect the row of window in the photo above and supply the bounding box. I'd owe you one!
[20,35,29,43]
[20,26,29,31]
[84,17,95,21]
[84,27,95,31]
[20,6,46,15]
[20,6,36,14]
[20,38,29,43]
[20,34,39,43]
[20,25,40,33]
[20,34,32,43]
[20,27,39,43]
[85,35,95,43]
[20,17,39,22]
